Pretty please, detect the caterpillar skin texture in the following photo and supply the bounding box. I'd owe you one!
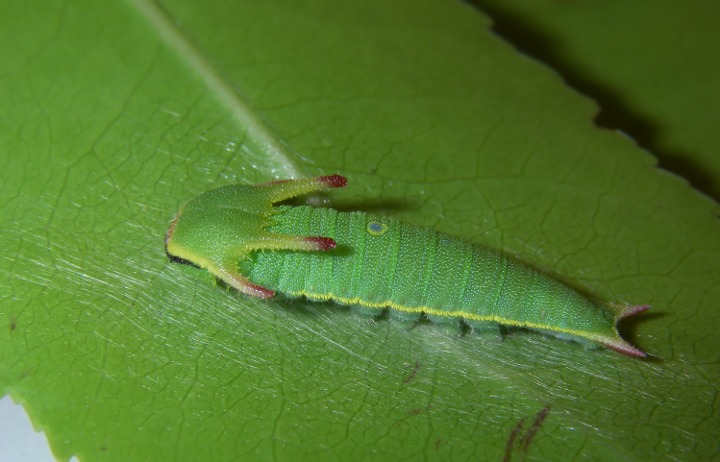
[165,174,649,357]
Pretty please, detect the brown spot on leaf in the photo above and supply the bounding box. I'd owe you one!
[502,405,551,462]
[520,406,550,453]
[503,418,525,462]
[402,361,420,384]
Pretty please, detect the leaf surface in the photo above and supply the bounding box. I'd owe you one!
[1,0,718,461]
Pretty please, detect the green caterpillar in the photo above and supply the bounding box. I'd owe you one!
[165,174,649,357]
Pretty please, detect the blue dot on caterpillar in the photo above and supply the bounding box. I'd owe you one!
[367,221,389,236]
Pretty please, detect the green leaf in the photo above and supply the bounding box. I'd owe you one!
[1,0,718,461]
[472,0,720,201]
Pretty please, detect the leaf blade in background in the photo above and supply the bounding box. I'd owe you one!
[0,0,718,460]
[472,0,720,201]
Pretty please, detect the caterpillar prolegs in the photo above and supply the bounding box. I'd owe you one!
[165,175,648,357]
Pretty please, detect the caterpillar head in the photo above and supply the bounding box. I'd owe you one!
[165,174,347,298]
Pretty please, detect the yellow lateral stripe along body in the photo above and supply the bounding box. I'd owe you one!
[165,174,648,357]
